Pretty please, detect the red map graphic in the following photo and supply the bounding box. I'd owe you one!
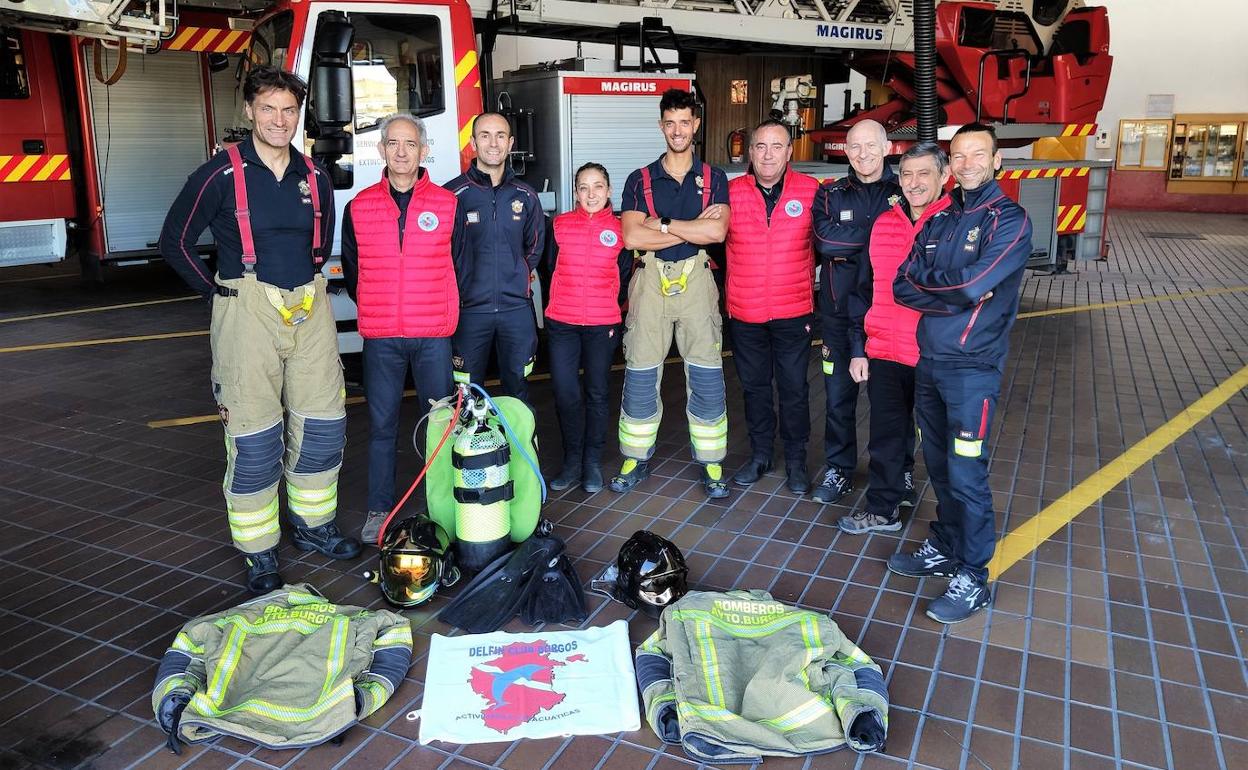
[468,641,586,733]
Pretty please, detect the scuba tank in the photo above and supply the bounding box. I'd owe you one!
[451,398,514,573]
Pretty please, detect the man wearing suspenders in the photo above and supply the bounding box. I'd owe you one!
[611,89,732,499]
[160,66,360,594]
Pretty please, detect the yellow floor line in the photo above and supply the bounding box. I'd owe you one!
[0,330,208,354]
[989,360,1248,580]
[1017,284,1248,320]
[0,296,198,324]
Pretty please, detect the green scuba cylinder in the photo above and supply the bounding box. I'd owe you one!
[452,402,512,572]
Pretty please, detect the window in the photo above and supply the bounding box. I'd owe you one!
[0,27,30,99]
[350,13,445,132]
[1115,119,1171,171]
[1169,120,1241,179]
[249,11,293,72]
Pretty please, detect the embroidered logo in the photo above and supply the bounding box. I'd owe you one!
[785,200,803,217]
[298,180,311,196]
[839,209,854,222]
[966,226,980,243]
[887,194,901,206]
[599,229,619,247]
[466,211,481,224]
[511,198,524,214]
[695,175,704,189]
[418,212,439,232]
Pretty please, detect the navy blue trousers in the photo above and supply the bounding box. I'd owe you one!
[546,318,620,466]
[730,315,812,464]
[914,358,1002,582]
[363,336,453,512]
[865,358,917,516]
[820,311,859,471]
[452,306,537,402]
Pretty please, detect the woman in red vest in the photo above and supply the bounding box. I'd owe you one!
[545,163,632,493]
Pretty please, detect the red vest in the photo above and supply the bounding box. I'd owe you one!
[546,207,624,326]
[864,195,953,366]
[350,173,459,339]
[724,169,818,323]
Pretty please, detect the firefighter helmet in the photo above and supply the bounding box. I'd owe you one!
[376,515,458,607]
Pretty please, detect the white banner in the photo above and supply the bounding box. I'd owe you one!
[418,620,641,745]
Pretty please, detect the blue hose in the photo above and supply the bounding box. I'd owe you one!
[470,383,548,504]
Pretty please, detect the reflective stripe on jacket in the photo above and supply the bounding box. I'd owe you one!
[725,170,818,323]
[350,174,460,338]
[546,207,624,326]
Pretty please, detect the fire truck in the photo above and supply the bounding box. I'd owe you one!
[0,0,1112,348]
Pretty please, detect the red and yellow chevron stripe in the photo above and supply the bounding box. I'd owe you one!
[997,166,1091,180]
[1056,204,1086,233]
[1060,123,1097,137]
[165,26,250,54]
[455,49,481,154]
[0,154,71,183]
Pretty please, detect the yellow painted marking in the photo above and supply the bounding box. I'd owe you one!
[219,30,245,52]
[1058,205,1080,232]
[169,26,198,49]
[458,121,473,151]
[1017,284,1248,320]
[32,155,66,182]
[194,29,222,51]
[58,168,71,181]
[991,361,1248,579]
[1077,167,1089,176]
[454,50,478,85]
[1074,212,1087,231]
[0,296,198,324]
[0,330,207,354]
[1061,124,1076,137]
[4,155,38,182]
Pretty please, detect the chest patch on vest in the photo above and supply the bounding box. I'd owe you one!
[888,194,901,206]
[785,200,803,217]
[840,209,854,221]
[599,229,619,247]
[466,211,480,224]
[418,212,439,231]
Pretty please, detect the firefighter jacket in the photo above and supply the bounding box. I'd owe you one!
[152,585,413,750]
[635,590,889,763]
[545,207,626,326]
[851,194,954,365]
[446,163,545,314]
[346,173,462,339]
[893,180,1033,369]
[812,166,901,318]
[724,169,819,323]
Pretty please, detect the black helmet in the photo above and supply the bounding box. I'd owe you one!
[615,530,689,616]
[375,515,458,608]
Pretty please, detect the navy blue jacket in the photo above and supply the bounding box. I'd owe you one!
[445,163,545,313]
[159,135,335,298]
[812,165,901,320]
[893,179,1033,369]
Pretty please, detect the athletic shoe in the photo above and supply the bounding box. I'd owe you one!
[900,471,918,507]
[887,538,959,578]
[811,466,853,504]
[837,508,902,535]
[360,511,388,545]
[926,569,992,624]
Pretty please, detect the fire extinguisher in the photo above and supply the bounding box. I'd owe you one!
[728,128,748,163]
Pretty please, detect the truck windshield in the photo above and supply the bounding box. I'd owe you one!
[350,13,446,131]
[249,11,293,71]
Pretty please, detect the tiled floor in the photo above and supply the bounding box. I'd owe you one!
[1,210,1245,770]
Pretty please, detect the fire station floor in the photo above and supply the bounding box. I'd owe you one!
[0,209,1246,770]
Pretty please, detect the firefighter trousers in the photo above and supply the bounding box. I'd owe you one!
[209,274,346,555]
[619,251,727,464]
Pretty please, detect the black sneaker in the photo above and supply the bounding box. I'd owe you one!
[702,463,729,499]
[243,548,282,594]
[900,471,918,508]
[292,522,362,560]
[837,508,902,535]
[581,464,605,494]
[887,538,959,578]
[785,462,810,494]
[926,569,992,624]
[731,457,772,485]
[609,459,650,493]
[549,463,582,492]
[811,466,853,504]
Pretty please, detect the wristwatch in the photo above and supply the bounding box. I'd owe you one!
[659,217,671,234]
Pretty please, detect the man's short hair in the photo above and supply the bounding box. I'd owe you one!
[243,65,307,107]
[750,119,792,145]
[379,113,427,144]
[659,89,700,118]
[471,112,512,136]
[899,141,949,172]
[952,122,999,154]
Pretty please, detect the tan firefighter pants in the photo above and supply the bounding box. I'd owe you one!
[618,251,727,463]
[210,273,346,554]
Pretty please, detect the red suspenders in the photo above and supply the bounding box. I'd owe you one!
[225,143,324,269]
[639,161,712,217]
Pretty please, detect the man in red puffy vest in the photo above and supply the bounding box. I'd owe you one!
[341,113,464,544]
[839,142,952,535]
[724,120,819,493]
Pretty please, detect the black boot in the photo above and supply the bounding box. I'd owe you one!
[292,521,362,560]
[785,462,810,494]
[581,463,605,493]
[549,461,582,492]
[732,456,772,486]
[243,548,282,594]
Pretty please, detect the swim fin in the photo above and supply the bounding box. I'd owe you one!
[438,536,563,633]
[520,552,588,627]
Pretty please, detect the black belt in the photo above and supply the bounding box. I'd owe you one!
[214,285,239,297]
